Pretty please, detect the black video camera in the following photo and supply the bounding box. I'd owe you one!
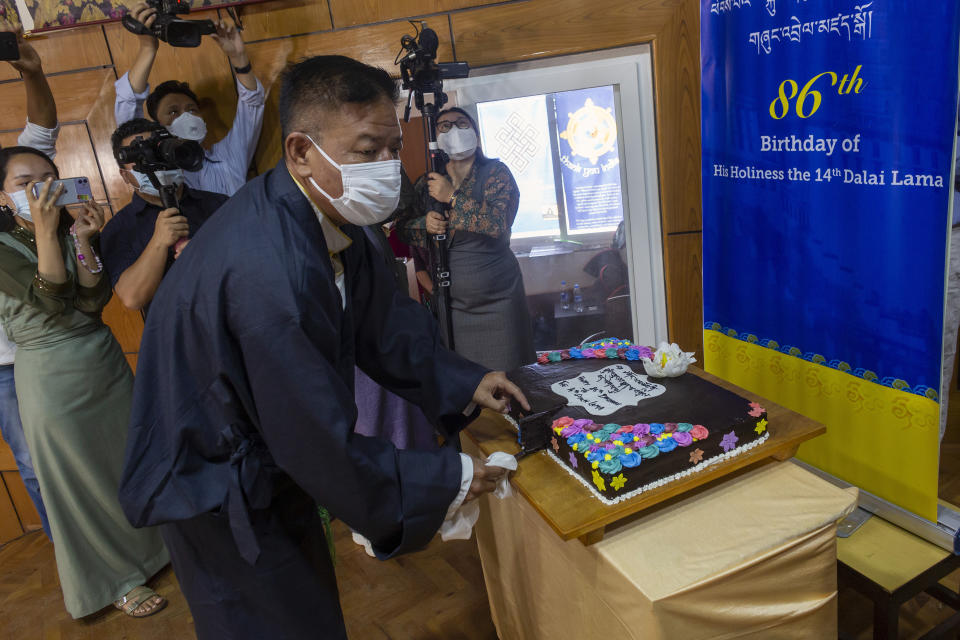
[397,22,469,100]
[117,128,204,173]
[121,0,216,48]
[117,129,203,208]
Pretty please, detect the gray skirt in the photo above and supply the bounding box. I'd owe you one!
[447,231,535,372]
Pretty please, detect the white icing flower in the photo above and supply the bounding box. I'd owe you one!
[642,342,696,377]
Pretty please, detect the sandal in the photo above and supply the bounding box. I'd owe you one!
[114,585,168,618]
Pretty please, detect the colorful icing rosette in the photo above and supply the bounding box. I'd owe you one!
[581,348,596,358]
[656,437,678,453]
[690,425,709,440]
[567,433,588,449]
[649,423,665,436]
[551,416,575,434]
[639,444,660,459]
[619,450,642,468]
[598,455,622,474]
[547,351,562,362]
[537,352,549,364]
[569,347,583,358]
[633,423,651,436]
[672,431,694,447]
[560,349,572,360]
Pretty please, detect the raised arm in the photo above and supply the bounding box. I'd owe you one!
[115,2,159,124]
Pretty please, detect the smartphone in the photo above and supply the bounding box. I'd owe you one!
[32,177,94,208]
[0,32,17,62]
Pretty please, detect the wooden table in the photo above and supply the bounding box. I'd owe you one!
[463,366,826,545]
[837,513,960,639]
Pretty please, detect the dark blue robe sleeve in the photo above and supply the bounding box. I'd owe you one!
[347,230,489,434]
[230,290,463,559]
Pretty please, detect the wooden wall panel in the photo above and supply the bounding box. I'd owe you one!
[664,232,703,360]
[651,0,701,234]
[2,471,41,531]
[450,0,670,67]
[25,28,112,75]
[50,124,109,202]
[45,68,114,124]
[237,0,333,41]
[246,22,455,171]
[330,0,503,28]
[85,69,132,211]
[0,64,18,82]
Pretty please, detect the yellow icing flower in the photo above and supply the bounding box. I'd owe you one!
[625,447,633,454]
[572,443,579,451]
[604,454,612,461]
[633,436,640,442]
[613,440,623,446]
[592,469,606,492]
[610,474,627,491]
[586,434,594,441]
[592,461,599,469]
[754,418,769,434]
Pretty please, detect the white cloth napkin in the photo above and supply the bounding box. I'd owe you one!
[440,452,517,541]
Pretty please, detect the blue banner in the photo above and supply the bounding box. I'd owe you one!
[702,0,960,396]
[553,87,624,234]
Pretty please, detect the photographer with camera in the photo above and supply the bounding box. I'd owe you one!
[114,1,264,196]
[101,118,226,311]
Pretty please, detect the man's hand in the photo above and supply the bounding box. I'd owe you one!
[152,207,189,249]
[472,372,530,414]
[425,210,447,235]
[463,455,508,503]
[173,237,189,260]
[211,20,248,67]
[0,22,41,75]
[426,172,455,204]
[128,2,160,49]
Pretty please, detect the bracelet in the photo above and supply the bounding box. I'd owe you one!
[70,224,103,274]
[233,61,252,75]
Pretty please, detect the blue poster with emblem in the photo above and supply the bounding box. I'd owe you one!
[701,0,960,519]
[553,87,624,234]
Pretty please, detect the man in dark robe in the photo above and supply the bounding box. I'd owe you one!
[118,55,528,640]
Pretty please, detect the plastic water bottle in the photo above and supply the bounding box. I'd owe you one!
[573,283,583,313]
[560,281,570,310]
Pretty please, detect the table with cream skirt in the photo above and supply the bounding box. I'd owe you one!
[463,448,858,640]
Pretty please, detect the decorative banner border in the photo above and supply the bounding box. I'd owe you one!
[705,329,939,520]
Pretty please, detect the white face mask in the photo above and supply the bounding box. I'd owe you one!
[305,135,401,226]
[130,168,185,198]
[5,190,32,221]
[438,127,478,161]
[167,112,207,142]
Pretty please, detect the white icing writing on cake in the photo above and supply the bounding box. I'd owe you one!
[551,364,666,416]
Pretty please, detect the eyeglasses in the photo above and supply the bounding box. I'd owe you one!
[437,118,472,133]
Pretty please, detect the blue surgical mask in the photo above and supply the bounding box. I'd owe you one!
[130,169,185,197]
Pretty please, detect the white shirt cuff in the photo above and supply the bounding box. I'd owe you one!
[462,402,477,416]
[445,453,473,520]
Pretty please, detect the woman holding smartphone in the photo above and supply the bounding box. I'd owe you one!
[0,146,169,619]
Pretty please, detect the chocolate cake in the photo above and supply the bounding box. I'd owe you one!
[506,341,769,504]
